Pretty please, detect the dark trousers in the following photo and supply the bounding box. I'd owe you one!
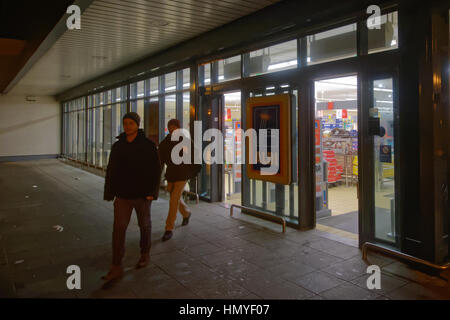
[112,197,152,266]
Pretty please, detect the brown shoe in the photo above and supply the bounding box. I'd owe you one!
[181,212,191,226]
[101,265,124,281]
[136,253,150,269]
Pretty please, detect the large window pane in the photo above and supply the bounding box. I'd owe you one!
[198,63,211,86]
[165,72,176,93]
[183,68,190,89]
[249,40,297,76]
[373,78,396,243]
[218,55,241,82]
[103,106,112,168]
[137,100,144,129]
[131,81,145,99]
[368,11,399,54]
[87,108,95,164]
[95,107,103,167]
[77,110,85,161]
[112,103,126,139]
[183,93,190,131]
[164,95,176,135]
[307,24,357,65]
[150,77,159,96]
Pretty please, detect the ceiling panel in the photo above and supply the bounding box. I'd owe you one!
[9,0,280,96]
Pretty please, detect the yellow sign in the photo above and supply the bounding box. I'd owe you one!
[245,94,292,185]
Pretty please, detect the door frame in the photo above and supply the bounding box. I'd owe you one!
[309,73,361,237]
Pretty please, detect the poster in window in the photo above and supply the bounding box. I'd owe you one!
[380,144,392,163]
[246,94,291,185]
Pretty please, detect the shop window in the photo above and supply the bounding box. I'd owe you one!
[248,40,297,76]
[104,90,111,105]
[183,68,190,89]
[99,92,104,106]
[150,77,159,96]
[165,72,176,93]
[103,105,112,168]
[198,63,211,86]
[164,95,176,135]
[368,11,399,54]
[130,80,145,99]
[183,93,190,131]
[218,55,241,82]
[307,23,357,65]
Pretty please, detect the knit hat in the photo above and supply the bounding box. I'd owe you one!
[123,112,140,127]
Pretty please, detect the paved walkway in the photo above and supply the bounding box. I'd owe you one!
[0,160,449,299]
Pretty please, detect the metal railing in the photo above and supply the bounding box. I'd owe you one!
[362,242,450,285]
[230,204,286,233]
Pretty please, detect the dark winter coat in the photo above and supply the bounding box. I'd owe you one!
[158,133,202,183]
[104,129,161,200]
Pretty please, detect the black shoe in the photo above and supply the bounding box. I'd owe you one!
[181,212,191,226]
[162,231,173,242]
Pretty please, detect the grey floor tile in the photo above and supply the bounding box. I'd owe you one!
[180,243,224,257]
[266,261,316,281]
[350,272,408,295]
[292,271,346,294]
[293,251,344,270]
[253,281,315,300]
[385,282,450,300]
[322,257,369,281]
[319,282,381,300]
[193,279,251,299]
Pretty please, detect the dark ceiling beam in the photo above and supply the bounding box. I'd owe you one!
[56,0,395,101]
[1,0,95,95]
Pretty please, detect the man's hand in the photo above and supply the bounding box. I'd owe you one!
[146,196,154,200]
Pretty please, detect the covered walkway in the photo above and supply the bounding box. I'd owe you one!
[0,160,449,299]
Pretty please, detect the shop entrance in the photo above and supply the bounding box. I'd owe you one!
[314,75,359,238]
[222,91,242,205]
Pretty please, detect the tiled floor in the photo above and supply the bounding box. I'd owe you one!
[0,159,449,299]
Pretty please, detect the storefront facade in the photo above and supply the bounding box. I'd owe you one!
[60,0,449,264]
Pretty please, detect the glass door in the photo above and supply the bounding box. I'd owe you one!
[197,93,224,202]
[222,91,242,205]
[370,77,398,244]
[362,74,399,247]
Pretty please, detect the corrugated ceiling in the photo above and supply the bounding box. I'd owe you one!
[9,0,281,96]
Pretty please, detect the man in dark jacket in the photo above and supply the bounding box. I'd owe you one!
[103,112,161,281]
[159,119,200,241]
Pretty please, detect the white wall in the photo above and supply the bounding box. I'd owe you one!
[0,95,60,157]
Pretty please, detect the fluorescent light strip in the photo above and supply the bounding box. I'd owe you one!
[268,60,297,71]
[376,100,393,104]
